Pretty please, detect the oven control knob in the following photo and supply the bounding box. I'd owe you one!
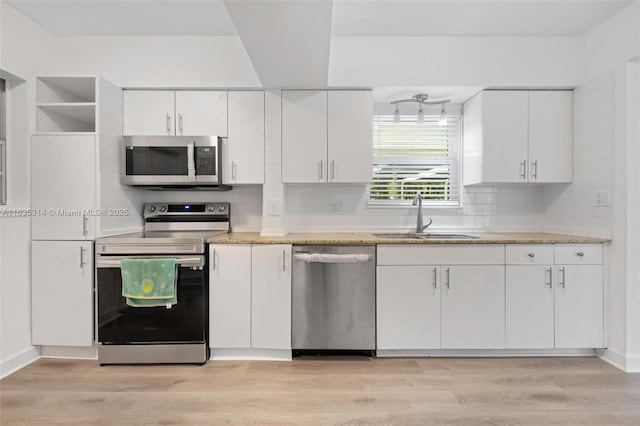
[208,205,215,212]
[218,205,226,212]
[148,205,157,213]
[159,205,167,212]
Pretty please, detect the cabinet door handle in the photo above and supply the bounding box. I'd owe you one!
[558,266,565,288]
[319,160,324,180]
[166,114,171,135]
[282,249,287,271]
[211,249,216,270]
[331,160,336,180]
[178,113,183,135]
[432,267,437,290]
[82,214,88,236]
[520,160,527,179]
[545,267,552,288]
[79,246,86,269]
[445,267,450,290]
[531,160,538,179]
[232,161,237,181]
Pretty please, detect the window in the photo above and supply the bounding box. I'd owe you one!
[368,113,461,207]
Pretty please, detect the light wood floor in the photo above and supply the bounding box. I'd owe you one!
[1,357,639,425]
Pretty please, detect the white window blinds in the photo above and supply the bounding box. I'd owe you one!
[369,114,461,206]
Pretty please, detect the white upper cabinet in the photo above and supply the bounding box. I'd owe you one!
[528,91,573,183]
[31,135,96,240]
[123,90,175,136]
[282,90,373,183]
[175,91,227,136]
[226,91,265,184]
[124,90,228,136]
[282,90,328,183]
[327,91,373,183]
[31,241,94,347]
[463,90,572,185]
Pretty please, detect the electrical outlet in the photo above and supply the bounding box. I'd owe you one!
[594,190,610,207]
[331,201,344,215]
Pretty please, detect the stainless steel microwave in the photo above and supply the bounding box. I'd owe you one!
[122,136,223,188]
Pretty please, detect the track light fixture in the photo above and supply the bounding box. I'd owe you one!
[389,93,450,125]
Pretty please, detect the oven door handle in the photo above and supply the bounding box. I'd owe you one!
[96,255,205,269]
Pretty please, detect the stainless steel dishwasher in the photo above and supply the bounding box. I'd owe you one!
[292,245,376,353]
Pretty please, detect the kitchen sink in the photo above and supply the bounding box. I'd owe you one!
[373,233,480,240]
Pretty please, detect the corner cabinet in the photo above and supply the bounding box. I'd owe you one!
[209,244,292,356]
[282,90,373,183]
[463,90,572,185]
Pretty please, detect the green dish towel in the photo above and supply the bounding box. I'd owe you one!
[120,258,177,308]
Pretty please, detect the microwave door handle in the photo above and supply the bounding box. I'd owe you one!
[187,142,196,182]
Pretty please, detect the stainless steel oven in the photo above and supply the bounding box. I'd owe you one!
[95,202,230,365]
[122,135,222,187]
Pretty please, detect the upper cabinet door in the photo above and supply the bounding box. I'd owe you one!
[123,90,175,136]
[328,91,373,183]
[226,91,264,184]
[528,91,573,183]
[31,135,96,240]
[175,91,228,137]
[282,90,328,183]
[481,91,529,183]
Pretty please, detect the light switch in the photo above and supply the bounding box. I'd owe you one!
[331,201,343,215]
[594,190,610,207]
[268,199,281,216]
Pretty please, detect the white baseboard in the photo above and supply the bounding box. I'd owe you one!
[376,348,598,358]
[626,355,640,373]
[0,346,40,379]
[600,347,627,371]
[40,345,98,360]
[210,348,292,361]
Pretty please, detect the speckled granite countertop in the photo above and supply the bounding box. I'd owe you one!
[207,232,609,245]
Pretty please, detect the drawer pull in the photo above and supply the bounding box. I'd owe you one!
[576,251,585,257]
[528,253,535,258]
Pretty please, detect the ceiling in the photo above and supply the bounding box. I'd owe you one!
[5,0,237,36]
[332,0,633,37]
[6,0,633,37]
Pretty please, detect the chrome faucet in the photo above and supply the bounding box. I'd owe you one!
[412,192,433,233]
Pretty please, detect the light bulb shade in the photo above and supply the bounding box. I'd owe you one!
[417,107,424,124]
[394,105,400,123]
[438,106,447,125]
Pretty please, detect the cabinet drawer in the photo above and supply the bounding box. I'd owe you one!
[506,245,554,265]
[377,245,504,266]
[554,244,602,265]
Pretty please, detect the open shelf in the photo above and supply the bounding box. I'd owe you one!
[37,76,96,103]
[37,103,96,133]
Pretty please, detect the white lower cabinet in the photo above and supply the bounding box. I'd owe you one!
[441,265,505,349]
[31,241,94,347]
[554,265,604,348]
[251,245,292,349]
[209,244,292,353]
[377,266,440,350]
[506,266,554,349]
[210,244,252,348]
[376,243,605,352]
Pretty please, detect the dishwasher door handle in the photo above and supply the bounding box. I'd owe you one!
[293,253,371,264]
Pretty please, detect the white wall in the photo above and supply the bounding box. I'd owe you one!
[329,36,579,88]
[0,2,53,377]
